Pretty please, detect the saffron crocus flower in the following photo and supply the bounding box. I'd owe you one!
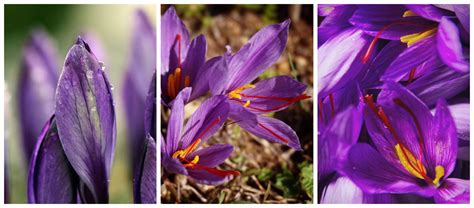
[133,71,156,204]
[18,29,59,162]
[28,116,78,203]
[161,6,208,105]
[122,9,156,172]
[55,37,116,203]
[208,20,309,150]
[162,88,240,185]
[343,82,469,203]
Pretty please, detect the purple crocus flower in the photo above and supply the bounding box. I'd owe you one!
[18,29,59,162]
[133,71,156,204]
[55,37,116,203]
[122,9,156,173]
[162,88,240,185]
[208,20,309,150]
[161,6,208,105]
[343,82,469,203]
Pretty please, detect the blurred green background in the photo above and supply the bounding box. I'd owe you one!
[4,4,155,203]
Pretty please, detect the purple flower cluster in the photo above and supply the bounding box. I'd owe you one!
[161,7,310,185]
[318,5,469,204]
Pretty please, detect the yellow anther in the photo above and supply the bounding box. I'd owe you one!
[400,28,437,47]
[395,144,426,179]
[403,10,418,18]
[432,165,445,186]
[243,100,251,107]
[174,67,182,91]
[172,150,185,159]
[228,84,256,99]
[182,139,201,159]
[184,75,191,87]
[168,74,175,98]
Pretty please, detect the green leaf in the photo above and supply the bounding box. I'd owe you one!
[274,165,300,198]
[257,168,273,182]
[299,161,313,199]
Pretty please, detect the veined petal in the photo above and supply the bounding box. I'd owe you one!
[447,103,469,141]
[187,144,233,168]
[318,28,369,97]
[133,135,156,204]
[321,176,394,204]
[319,106,362,179]
[56,37,116,203]
[162,154,187,175]
[453,5,469,33]
[234,76,308,114]
[407,65,469,107]
[437,16,469,73]
[234,114,301,150]
[28,116,78,203]
[434,178,470,203]
[318,5,356,46]
[406,5,453,22]
[161,6,190,74]
[226,20,290,91]
[424,99,458,178]
[187,169,232,186]
[342,144,434,195]
[181,95,229,148]
[166,87,191,154]
[19,29,59,162]
[183,35,208,101]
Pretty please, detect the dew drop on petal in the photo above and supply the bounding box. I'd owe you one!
[86,70,93,79]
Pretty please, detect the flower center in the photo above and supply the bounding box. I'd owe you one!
[167,34,191,99]
[364,95,445,186]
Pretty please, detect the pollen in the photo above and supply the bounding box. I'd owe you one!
[432,165,445,186]
[395,144,426,179]
[403,10,418,18]
[400,28,437,47]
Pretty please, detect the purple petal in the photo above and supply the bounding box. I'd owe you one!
[233,114,301,150]
[187,169,232,186]
[318,28,369,96]
[123,9,156,172]
[349,5,434,40]
[166,88,191,154]
[406,5,453,22]
[55,37,116,203]
[434,178,470,203]
[144,71,156,139]
[208,55,231,95]
[161,6,190,74]
[382,36,439,82]
[180,95,229,148]
[183,35,207,101]
[225,20,290,91]
[133,135,156,204]
[318,5,356,46]
[28,116,78,203]
[447,103,469,141]
[453,5,469,33]
[437,16,469,73]
[407,65,469,107]
[18,29,59,162]
[343,144,435,196]
[162,154,187,176]
[230,76,307,114]
[319,106,362,179]
[321,176,394,204]
[187,144,233,168]
[80,32,106,63]
[423,99,458,178]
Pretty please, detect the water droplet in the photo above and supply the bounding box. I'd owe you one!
[110,84,114,90]
[91,107,97,112]
[86,70,93,79]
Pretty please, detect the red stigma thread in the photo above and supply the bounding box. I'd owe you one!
[258,123,289,144]
[407,68,416,84]
[235,93,310,113]
[195,116,221,141]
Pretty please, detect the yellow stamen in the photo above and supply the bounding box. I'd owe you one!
[174,67,182,93]
[432,165,445,186]
[403,10,418,18]
[400,28,437,47]
[184,75,191,87]
[172,150,185,159]
[243,100,251,107]
[395,144,426,179]
[168,74,175,98]
[182,139,201,159]
[228,84,256,99]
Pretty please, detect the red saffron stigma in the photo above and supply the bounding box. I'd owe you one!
[181,158,240,177]
[258,123,289,144]
[176,34,182,67]
[318,99,325,123]
[194,116,221,141]
[407,68,416,84]
[235,93,310,113]
[329,93,335,117]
